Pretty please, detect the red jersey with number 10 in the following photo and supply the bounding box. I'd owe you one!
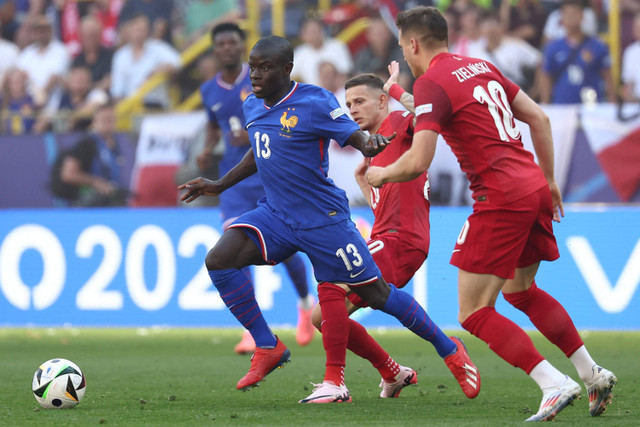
[370,110,430,254]
[413,53,547,205]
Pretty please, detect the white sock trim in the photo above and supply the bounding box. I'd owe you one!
[530,360,567,391]
[569,345,597,382]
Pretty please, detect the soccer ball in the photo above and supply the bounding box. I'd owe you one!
[32,358,86,409]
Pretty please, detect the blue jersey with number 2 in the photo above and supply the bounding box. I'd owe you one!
[242,82,360,229]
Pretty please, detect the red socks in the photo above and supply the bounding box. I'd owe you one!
[317,283,400,383]
[318,284,349,385]
[462,306,544,374]
[346,319,400,382]
[503,281,583,357]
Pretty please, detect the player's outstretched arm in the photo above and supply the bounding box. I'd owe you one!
[179,148,258,203]
[510,90,564,221]
[384,61,415,114]
[366,129,436,188]
[346,130,395,157]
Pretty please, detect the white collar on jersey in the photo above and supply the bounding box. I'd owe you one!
[215,63,249,90]
[263,81,298,110]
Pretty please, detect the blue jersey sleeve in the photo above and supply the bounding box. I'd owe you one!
[310,88,360,147]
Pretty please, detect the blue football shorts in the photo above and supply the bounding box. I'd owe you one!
[218,184,265,224]
[228,204,381,286]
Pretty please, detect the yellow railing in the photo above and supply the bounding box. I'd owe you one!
[608,0,620,90]
[116,0,626,129]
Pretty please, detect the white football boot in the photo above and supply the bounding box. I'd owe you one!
[526,376,581,422]
[379,365,418,398]
[299,381,352,403]
[585,365,617,416]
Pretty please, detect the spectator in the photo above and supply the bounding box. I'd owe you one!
[88,0,125,48]
[621,0,640,51]
[539,0,613,104]
[1,67,37,134]
[110,14,181,109]
[15,15,70,108]
[622,12,640,102]
[0,0,17,40]
[72,16,114,92]
[469,11,541,92]
[182,0,240,42]
[353,17,412,90]
[0,21,19,87]
[291,16,353,86]
[542,0,598,42]
[443,8,461,49]
[258,0,306,39]
[499,0,548,48]
[118,0,174,44]
[196,52,217,82]
[52,103,128,207]
[450,5,484,56]
[36,66,109,133]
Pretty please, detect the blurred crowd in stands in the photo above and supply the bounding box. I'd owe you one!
[0,0,638,136]
[0,0,639,207]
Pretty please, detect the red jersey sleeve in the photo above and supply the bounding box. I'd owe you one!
[413,75,453,134]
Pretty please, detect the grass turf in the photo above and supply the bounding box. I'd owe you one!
[0,328,636,426]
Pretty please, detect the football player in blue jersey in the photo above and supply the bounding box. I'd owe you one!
[197,23,316,354]
[180,36,455,402]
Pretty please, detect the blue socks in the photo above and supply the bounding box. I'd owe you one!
[209,269,277,348]
[381,284,456,358]
[283,253,309,299]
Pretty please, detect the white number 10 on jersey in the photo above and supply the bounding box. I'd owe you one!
[473,80,521,142]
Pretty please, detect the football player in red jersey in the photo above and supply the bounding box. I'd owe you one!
[367,6,617,421]
[303,68,481,403]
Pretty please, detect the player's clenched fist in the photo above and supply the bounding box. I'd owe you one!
[366,165,385,188]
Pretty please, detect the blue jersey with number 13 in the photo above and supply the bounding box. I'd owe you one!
[242,82,360,230]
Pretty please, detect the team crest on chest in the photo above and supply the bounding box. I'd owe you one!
[280,108,298,133]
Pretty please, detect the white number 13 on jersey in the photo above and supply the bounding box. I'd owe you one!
[473,80,521,142]
[254,131,271,159]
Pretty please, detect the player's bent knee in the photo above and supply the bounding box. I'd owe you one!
[205,247,236,271]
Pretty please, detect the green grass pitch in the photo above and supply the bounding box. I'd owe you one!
[1,328,637,426]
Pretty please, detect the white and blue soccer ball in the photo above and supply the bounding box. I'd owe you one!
[32,358,86,409]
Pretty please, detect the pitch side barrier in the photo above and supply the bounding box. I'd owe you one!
[0,206,637,329]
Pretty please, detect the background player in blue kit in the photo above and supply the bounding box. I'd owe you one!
[179,36,457,402]
[197,23,315,354]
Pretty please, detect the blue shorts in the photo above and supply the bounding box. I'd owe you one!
[219,184,265,224]
[228,204,381,286]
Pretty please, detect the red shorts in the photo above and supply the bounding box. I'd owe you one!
[348,232,427,308]
[450,186,559,279]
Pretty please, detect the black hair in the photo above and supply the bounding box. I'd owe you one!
[252,35,294,66]
[211,22,246,42]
